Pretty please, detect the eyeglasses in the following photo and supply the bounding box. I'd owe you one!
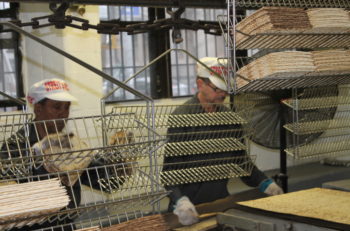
[206,82,227,94]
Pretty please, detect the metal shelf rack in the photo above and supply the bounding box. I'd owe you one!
[223,0,350,192]
[282,86,350,160]
[111,104,256,187]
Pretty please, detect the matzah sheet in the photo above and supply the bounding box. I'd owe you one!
[238,188,350,225]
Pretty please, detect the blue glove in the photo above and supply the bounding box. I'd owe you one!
[259,179,283,196]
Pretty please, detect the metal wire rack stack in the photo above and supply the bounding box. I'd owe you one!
[111,103,256,187]
[282,85,350,160]
[220,0,350,192]
[0,163,168,230]
[0,113,168,230]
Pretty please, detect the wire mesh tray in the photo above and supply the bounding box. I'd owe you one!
[162,136,246,157]
[0,112,33,140]
[0,114,164,178]
[0,163,169,230]
[284,118,350,135]
[285,138,350,159]
[234,0,350,8]
[0,178,69,230]
[159,156,256,186]
[236,32,350,50]
[111,104,247,128]
[282,95,350,110]
[236,70,350,93]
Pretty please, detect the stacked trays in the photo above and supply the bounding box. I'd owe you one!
[236,7,311,45]
[236,49,350,90]
[0,178,69,230]
[235,7,350,49]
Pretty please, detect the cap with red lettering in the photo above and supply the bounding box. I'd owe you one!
[197,57,228,91]
[27,78,77,105]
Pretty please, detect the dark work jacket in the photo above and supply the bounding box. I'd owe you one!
[163,95,268,210]
[0,123,106,231]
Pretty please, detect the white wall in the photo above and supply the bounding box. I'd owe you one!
[19,3,102,116]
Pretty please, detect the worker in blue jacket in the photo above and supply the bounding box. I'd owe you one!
[163,57,283,226]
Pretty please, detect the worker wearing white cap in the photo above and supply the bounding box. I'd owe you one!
[0,78,107,231]
[27,78,77,139]
[163,57,283,226]
[195,57,229,112]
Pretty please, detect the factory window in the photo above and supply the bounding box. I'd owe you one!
[100,6,225,101]
[0,3,22,112]
[169,8,226,96]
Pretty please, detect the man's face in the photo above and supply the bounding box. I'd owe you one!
[198,79,228,105]
[34,99,71,134]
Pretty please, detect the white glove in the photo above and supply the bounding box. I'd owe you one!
[173,196,199,226]
[264,182,284,196]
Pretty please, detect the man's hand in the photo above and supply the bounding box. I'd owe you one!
[260,178,284,196]
[173,196,199,226]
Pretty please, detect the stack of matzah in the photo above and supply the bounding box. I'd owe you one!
[312,49,350,72]
[236,51,315,88]
[34,133,94,186]
[307,8,350,33]
[75,226,101,231]
[237,188,350,225]
[236,7,311,45]
[101,214,170,231]
[0,178,69,230]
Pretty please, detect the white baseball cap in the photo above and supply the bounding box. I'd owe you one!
[27,78,77,105]
[197,57,228,91]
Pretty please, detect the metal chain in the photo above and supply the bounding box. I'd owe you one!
[7,4,223,35]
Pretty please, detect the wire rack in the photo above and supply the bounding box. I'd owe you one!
[111,103,256,186]
[0,162,168,230]
[0,112,33,140]
[236,71,350,93]
[0,113,164,179]
[283,86,350,160]
[235,0,350,8]
[236,32,350,50]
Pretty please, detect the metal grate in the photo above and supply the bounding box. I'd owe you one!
[235,0,350,8]
[236,71,350,93]
[236,33,350,50]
